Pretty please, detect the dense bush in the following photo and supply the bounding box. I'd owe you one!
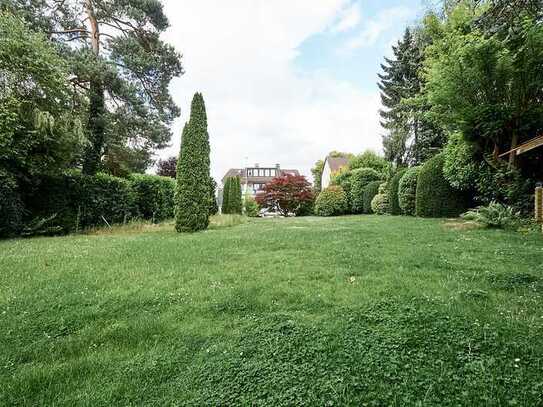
[416,154,468,218]
[314,185,348,216]
[331,169,353,212]
[244,194,260,217]
[388,168,407,215]
[208,179,219,216]
[21,171,137,234]
[398,167,420,216]
[443,132,532,213]
[222,176,242,214]
[0,169,23,237]
[371,183,390,215]
[350,168,382,213]
[130,174,176,222]
[363,181,381,214]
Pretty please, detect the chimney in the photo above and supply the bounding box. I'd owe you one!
[254,163,259,168]
[275,163,280,169]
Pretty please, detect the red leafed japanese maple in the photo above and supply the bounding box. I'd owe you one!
[255,174,314,216]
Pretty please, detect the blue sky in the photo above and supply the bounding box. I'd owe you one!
[294,0,425,92]
[162,1,431,181]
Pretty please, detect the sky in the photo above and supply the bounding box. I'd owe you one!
[160,0,430,182]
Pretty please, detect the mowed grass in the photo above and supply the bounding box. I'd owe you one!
[1,215,543,406]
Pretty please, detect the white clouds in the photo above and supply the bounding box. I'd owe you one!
[343,6,414,51]
[330,3,361,33]
[160,0,383,181]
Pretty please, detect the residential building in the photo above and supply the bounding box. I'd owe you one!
[221,164,300,196]
[321,155,349,190]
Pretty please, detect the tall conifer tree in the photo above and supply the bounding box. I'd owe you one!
[175,93,210,232]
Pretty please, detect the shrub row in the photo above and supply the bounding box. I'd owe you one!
[318,154,468,218]
[4,171,176,237]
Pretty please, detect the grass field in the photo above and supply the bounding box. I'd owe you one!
[1,215,543,406]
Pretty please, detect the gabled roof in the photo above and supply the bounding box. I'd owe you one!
[325,156,349,173]
[221,168,301,184]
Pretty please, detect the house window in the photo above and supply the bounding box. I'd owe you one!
[247,169,253,176]
[264,169,270,177]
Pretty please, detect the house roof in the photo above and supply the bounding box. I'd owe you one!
[326,156,349,173]
[221,168,300,184]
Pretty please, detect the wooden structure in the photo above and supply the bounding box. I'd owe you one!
[499,134,543,158]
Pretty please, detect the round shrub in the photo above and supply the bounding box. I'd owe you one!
[130,174,176,222]
[416,154,468,218]
[371,183,390,215]
[331,170,353,213]
[398,166,420,216]
[362,181,381,214]
[314,185,348,216]
[350,168,382,213]
[0,169,23,237]
[388,168,407,215]
[244,195,260,217]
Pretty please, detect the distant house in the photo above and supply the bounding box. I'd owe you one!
[221,164,300,196]
[321,155,349,191]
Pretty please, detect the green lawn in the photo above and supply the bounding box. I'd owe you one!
[1,215,542,406]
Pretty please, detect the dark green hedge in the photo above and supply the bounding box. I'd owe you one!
[13,171,176,237]
[363,181,381,214]
[388,168,407,215]
[350,168,382,213]
[130,174,176,222]
[0,169,23,238]
[398,166,420,216]
[331,171,353,213]
[416,154,468,218]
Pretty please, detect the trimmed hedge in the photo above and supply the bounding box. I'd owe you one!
[388,168,407,215]
[12,171,176,236]
[363,181,381,214]
[0,169,23,237]
[314,185,347,216]
[130,174,176,222]
[398,166,420,216]
[350,168,382,213]
[416,154,468,218]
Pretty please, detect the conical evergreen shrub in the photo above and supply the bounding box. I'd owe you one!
[221,177,231,214]
[229,176,243,214]
[175,93,211,232]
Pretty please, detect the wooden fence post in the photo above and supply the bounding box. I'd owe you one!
[536,186,543,232]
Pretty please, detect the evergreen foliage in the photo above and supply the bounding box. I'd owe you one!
[208,179,219,216]
[363,181,381,214]
[388,168,407,215]
[331,169,353,213]
[350,168,382,213]
[130,174,176,222]
[371,183,390,215]
[175,93,211,232]
[311,159,324,192]
[398,166,420,216]
[416,154,468,218]
[378,28,445,166]
[0,169,23,237]
[349,151,388,174]
[221,178,231,214]
[228,177,243,215]
[314,186,348,217]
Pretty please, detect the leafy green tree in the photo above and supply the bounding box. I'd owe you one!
[175,93,211,232]
[349,151,388,174]
[423,6,543,173]
[311,159,324,192]
[0,12,82,180]
[3,0,183,175]
[379,27,445,165]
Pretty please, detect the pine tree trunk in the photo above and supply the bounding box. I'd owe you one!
[82,0,105,175]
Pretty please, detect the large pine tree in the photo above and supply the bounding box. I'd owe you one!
[2,0,183,175]
[378,28,444,165]
[175,93,211,232]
